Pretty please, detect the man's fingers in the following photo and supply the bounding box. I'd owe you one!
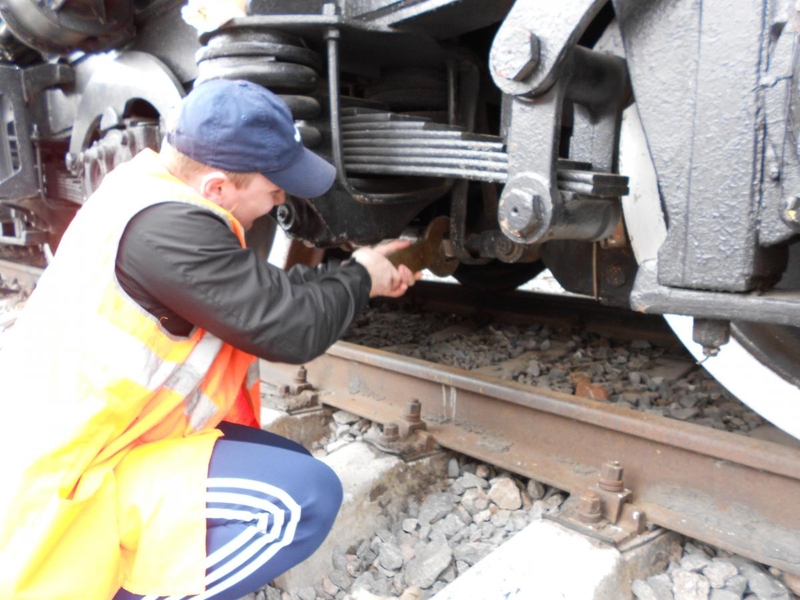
[385,282,408,298]
[398,265,410,283]
[373,238,412,257]
[393,267,404,289]
[398,265,420,287]
[355,243,420,299]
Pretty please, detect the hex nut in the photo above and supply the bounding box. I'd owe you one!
[499,188,542,239]
[578,492,602,523]
[495,236,524,263]
[406,399,422,421]
[383,423,399,441]
[599,460,624,492]
[491,27,540,82]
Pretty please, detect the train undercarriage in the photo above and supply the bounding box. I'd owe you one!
[0,0,797,437]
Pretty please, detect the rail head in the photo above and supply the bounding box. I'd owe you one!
[262,342,800,575]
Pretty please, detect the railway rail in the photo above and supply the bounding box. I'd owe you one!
[261,281,800,579]
[2,260,799,594]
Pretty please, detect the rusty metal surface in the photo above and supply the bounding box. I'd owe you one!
[261,342,800,575]
[387,216,457,276]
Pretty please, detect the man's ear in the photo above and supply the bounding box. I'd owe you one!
[199,171,234,206]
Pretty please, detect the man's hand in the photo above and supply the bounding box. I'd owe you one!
[352,240,423,298]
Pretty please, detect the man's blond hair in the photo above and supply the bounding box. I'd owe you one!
[160,141,257,189]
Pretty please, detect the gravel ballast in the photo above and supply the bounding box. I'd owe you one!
[250,408,799,600]
[342,303,772,437]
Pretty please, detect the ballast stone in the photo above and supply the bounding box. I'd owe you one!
[487,477,521,510]
[632,575,673,600]
[672,569,711,599]
[708,590,742,600]
[405,538,453,588]
[430,520,680,600]
[703,559,740,588]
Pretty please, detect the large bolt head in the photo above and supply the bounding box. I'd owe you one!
[491,26,540,82]
[499,188,542,239]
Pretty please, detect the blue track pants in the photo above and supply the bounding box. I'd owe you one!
[114,423,343,600]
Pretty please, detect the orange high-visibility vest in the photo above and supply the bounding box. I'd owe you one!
[0,149,261,599]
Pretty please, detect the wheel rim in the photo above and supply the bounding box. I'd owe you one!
[619,104,800,440]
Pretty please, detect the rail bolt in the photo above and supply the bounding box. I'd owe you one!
[294,365,307,385]
[406,399,422,423]
[599,460,625,492]
[578,492,603,523]
[383,423,400,442]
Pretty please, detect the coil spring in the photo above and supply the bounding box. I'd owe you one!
[196,25,323,147]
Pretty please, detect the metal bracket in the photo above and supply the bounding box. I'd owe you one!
[497,45,628,246]
[631,259,800,328]
[363,399,440,461]
[364,425,438,461]
[365,425,438,464]
[547,460,647,547]
[0,62,73,201]
[261,365,321,414]
[489,0,608,98]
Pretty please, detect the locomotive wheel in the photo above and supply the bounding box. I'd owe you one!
[620,105,800,440]
[452,260,545,293]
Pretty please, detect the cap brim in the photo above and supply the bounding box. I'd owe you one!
[265,148,337,199]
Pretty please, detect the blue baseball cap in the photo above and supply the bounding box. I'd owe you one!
[167,79,336,198]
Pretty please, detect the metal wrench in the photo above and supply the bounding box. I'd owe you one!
[388,216,458,276]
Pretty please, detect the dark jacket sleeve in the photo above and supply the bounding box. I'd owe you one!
[115,202,371,364]
[285,260,343,285]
